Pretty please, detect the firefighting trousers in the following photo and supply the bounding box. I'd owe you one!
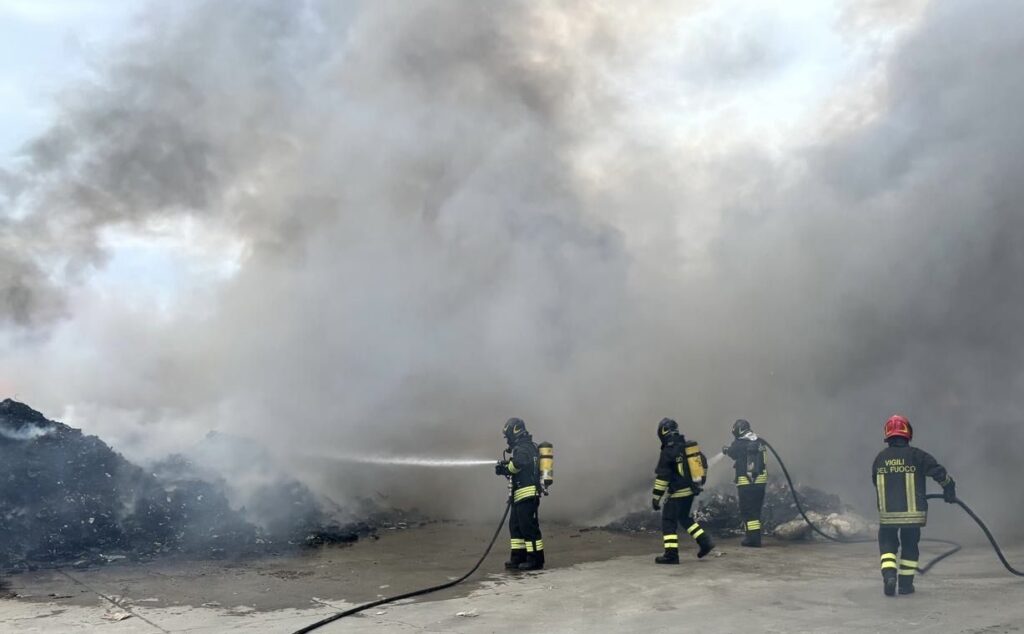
[738,483,766,534]
[661,496,708,551]
[878,526,920,579]
[509,498,543,556]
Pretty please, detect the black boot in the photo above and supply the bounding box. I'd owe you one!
[518,552,543,571]
[741,530,762,548]
[898,575,915,595]
[696,534,715,559]
[655,549,680,564]
[534,550,545,570]
[883,570,897,597]
[504,550,525,570]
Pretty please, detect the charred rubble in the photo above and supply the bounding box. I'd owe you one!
[0,400,414,571]
[606,482,871,539]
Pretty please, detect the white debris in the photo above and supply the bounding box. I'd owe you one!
[102,610,133,622]
[456,610,479,618]
[773,511,872,540]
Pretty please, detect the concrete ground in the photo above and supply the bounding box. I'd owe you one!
[1,521,1022,633]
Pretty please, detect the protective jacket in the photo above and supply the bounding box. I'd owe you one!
[725,433,768,486]
[872,438,952,526]
[652,435,701,500]
[504,433,541,503]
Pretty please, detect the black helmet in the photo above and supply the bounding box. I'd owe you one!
[657,418,679,441]
[732,419,752,438]
[503,417,528,445]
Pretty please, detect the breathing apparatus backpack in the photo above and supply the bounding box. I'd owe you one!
[538,442,554,493]
[681,440,708,486]
[745,439,767,481]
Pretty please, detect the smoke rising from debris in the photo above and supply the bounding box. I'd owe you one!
[1,0,1023,532]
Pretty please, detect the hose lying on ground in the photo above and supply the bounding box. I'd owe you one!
[923,493,1024,577]
[761,440,961,573]
[291,499,512,634]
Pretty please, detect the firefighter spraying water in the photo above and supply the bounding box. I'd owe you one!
[722,419,769,547]
[494,418,553,571]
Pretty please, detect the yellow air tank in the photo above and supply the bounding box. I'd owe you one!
[684,441,706,481]
[538,442,554,490]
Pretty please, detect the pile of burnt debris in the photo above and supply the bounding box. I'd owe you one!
[606,482,871,539]
[0,399,418,572]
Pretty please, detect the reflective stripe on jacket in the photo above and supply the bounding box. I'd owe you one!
[653,437,697,499]
[726,436,768,486]
[872,441,951,527]
[507,436,540,503]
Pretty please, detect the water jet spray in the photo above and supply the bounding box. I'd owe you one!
[314,453,495,468]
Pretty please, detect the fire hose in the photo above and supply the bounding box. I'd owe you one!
[763,440,1023,577]
[291,499,512,633]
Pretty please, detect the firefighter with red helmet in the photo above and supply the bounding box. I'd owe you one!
[872,414,957,596]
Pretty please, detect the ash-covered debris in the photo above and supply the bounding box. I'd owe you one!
[605,482,869,539]
[0,576,13,600]
[0,399,167,569]
[248,479,328,540]
[0,400,418,571]
[178,431,428,544]
[301,507,428,546]
[181,431,335,540]
[143,454,259,557]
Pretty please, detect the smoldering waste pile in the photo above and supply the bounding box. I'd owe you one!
[0,400,414,571]
[606,483,872,539]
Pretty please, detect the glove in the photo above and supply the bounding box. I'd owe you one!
[652,497,661,512]
[495,461,509,476]
[722,446,730,456]
[691,482,703,495]
[943,479,957,503]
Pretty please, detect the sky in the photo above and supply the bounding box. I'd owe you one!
[0,0,243,317]
[0,0,139,156]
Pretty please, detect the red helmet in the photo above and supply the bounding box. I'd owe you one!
[884,414,913,441]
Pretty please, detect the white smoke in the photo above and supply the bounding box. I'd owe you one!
[0,424,55,441]
[1,0,1023,533]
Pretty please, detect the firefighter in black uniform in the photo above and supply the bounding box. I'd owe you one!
[495,417,545,571]
[652,418,714,563]
[872,414,956,596]
[722,419,768,547]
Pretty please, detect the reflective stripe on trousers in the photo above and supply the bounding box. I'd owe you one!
[513,485,538,502]
[880,553,898,570]
[687,523,705,540]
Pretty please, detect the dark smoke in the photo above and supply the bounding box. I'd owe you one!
[1,0,1022,536]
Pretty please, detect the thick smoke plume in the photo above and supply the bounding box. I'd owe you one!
[2,0,1023,533]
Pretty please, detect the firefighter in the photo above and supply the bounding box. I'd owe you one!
[494,417,544,571]
[652,418,714,564]
[722,419,768,547]
[872,414,957,596]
